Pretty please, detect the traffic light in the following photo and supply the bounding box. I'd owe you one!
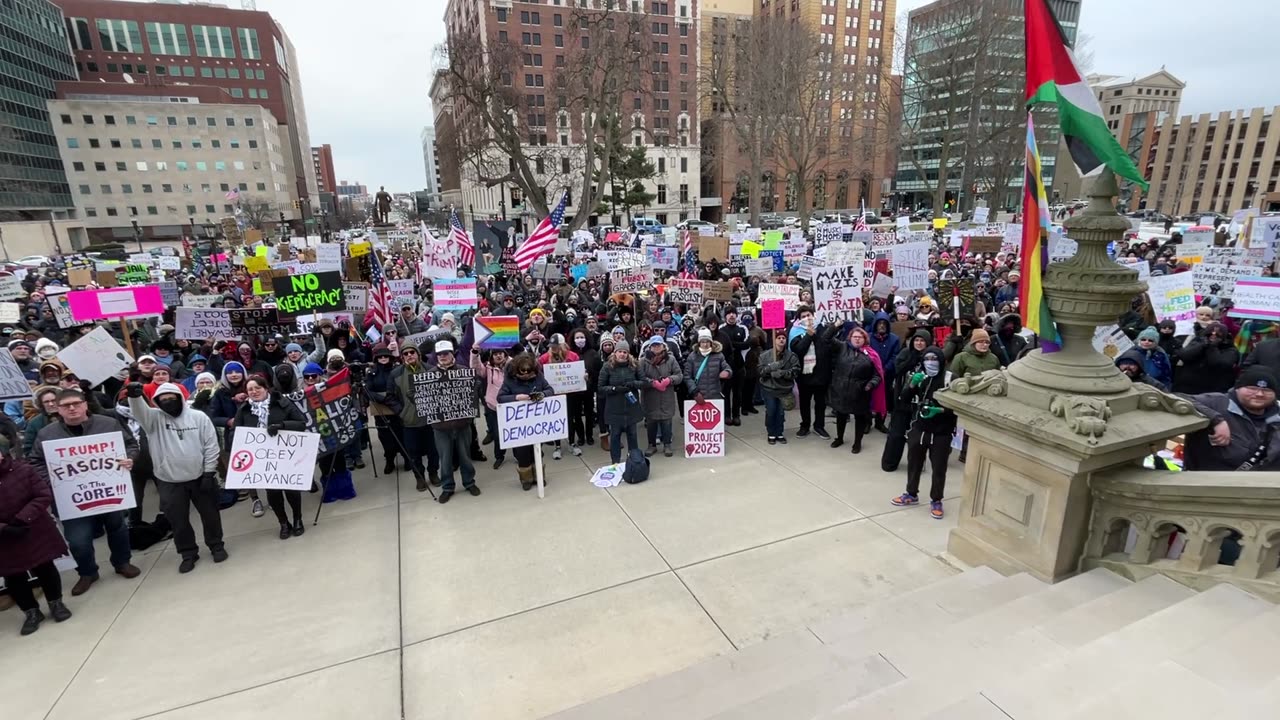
[292,200,301,210]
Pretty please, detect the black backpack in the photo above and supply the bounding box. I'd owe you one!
[623,447,650,484]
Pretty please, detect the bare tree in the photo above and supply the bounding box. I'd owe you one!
[235,194,278,229]
[766,21,827,230]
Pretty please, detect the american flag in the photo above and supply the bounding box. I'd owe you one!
[225,188,240,201]
[680,229,696,278]
[514,191,568,272]
[853,203,869,232]
[448,209,475,268]
[363,248,394,331]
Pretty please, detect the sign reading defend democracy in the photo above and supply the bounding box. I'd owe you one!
[44,432,136,520]
[499,396,569,448]
[813,264,864,325]
[414,367,478,424]
[272,271,345,315]
[224,429,321,491]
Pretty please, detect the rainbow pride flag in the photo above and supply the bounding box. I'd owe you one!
[1019,114,1061,352]
[474,315,521,350]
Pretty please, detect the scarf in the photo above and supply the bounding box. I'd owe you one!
[249,397,271,429]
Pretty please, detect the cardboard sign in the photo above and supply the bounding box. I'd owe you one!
[761,299,786,330]
[67,286,164,322]
[610,266,653,294]
[224,429,321,491]
[1229,277,1280,322]
[44,431,136,520]
[813,264,864,325]
[1146,272,1197,334]
[498,396,569,448]
[703,280,734,302]
[699,236,729,262]
[434,277,478,311]
[67,268,94,287]
[967,236,1003,254]
[544,361,587,394]
[272,271,344,316]
[757,283,801,311]
[684,399,725,458]
[55,327,133,387]
[666,278,704,306]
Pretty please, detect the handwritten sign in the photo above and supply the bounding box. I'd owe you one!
[56,327,134,387]
[666,278,704,305]
[0,275,25,300]
[224,429,320,491]
[434,277,478,311]
[272,271,345,316]
[499,396,569,448]
[757,283,801,312]
[1230,277,1280,322]
[813,264,863,325]
[175,308,236,341]
[890,242,930,291]
[645,245,679,270]
[45,431,136,520]
[1192,263,1263,298]
[1146,272,1197,334]
[342,282,369,312]
[544,361,587,394]
[0,350,28,402]
[684,399,725,458]
[610,266,652,294]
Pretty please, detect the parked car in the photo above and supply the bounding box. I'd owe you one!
[16,255,52,268]
[677,220,716,235]
[631,217,664,235]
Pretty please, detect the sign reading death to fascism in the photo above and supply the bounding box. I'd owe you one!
[44,432,136,520]
[666,278,704,305]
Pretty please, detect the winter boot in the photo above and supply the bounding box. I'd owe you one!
[517,465,536,492]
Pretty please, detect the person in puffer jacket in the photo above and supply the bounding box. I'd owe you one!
[471,346,511,470]
[868,312,901,432]
[891,346,957,520]
[683,328,731,402]
[1134,326,1174,389]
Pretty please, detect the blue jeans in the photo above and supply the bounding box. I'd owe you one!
[434,425,476,491]
[609,422,639,463]
[764,395,785,438]
[62,511,132,578]
[646,418,673,447]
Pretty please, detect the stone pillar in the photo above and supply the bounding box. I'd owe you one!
[938,172,1206,583]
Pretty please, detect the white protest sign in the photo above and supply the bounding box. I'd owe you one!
[343,282,369,312]
[0,350,27,401]
[316,243,343,270]
[1229,277,1280,322]
[0,302,19,323]
[601,248,646,271]
[972,206,990,224]
[645,245,679,271]
[498,396,569,448]
[388,278,416,307]
[813,264,864,325]
[610,266,653,294]
[823,241,866,268]
[797,256,821,281]
[1192,263,1263,298]
[667,278,704,305]
[0,275,25,300]
[890,242,930,291]
[434,277,478,311]
[895,215,910,231]
[744,258,774,276]
[591,462,627,488]
[295,313,353,335]
[1179,230,1214,255]
[1145,272,1197,334]
[175,307,236,341]
[44,431,135,520]
[1003,224,1023,254]
[544,361,587,394]
[1048,233,1078,263]
[684,399,725,458]
[1092,324,1134,359]
[421,239,456,279]
[1117,258,1150,281]
[179,292,221,308]
[757,282,801,311]
[224,429,320,491]
[871,273,895,298]
[782,234,806,258]
[55,327,134,387]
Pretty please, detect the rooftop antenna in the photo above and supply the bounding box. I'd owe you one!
[241,0,257,9]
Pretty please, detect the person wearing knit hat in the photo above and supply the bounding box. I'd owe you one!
[391,340,442,491]
[598,335,645,464]
[1182,364,1280,473]
[1134,326,1173,389]
[949,327,1000,379]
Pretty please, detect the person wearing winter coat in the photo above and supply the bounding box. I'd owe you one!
[538,334,584,459]
[742,317,767,416]
[827,325,883,454]
[991,313,1028,368]
[590,335,616,443]
[366,346,407,473]
[472,346,510,469]
[1134,326,1174,390]
[1116,349,1167,390]
[1180,366,1280,472]
[639,335,683,457]
[949,328,1001,378]
[497,353,556,491]
[789,307,833,439]
[882,329,933,472]
[598,340,647,464]
[715,308,750,425]
[232,377,309,539]
[569,328,598,444]
[868,312,901,432]
[891,347,957,519]
[758,332,800,444]
[391,343,440,492]
[0,444,73,636]
[684,327,732,402]
[1155,319,1181,359]
[1172,322,1238,395]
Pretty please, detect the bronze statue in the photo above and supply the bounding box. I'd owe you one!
[374,186,392,225]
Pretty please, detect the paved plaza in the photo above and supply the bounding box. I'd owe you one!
[3,421,963,720]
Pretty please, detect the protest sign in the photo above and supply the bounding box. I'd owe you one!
[813,223,842,246]
[782,234,806,258]
[422,239,458,279]
[180,292,221,308]
[114,264,151,285]
[1205,247,1266,265]
[157,281,180,308]
[871,273,895,298]
[44,432,135,520]
[967,236,1003,254]
[342,282,369,312]
[760,249,785,272]
[0,350,27,402]
[224,429,320,491]
[348,241,371,257]
[813,264,863,325]
[761,299,786,330]
[824,240,866,268]
[591,462,627,488]
[600,248,646,271]
[67,286,164,322]
[1192,263,1262,298]
[434,277,478,311]
[287,366,360,455]
[0,302,18,324]
[972,206,990,224]
[684,399,725,458]
[1117,258,1151,281]
[933,217,948,230]
[544,361,587,393]
[890,242,930,291]
[1145,272,1197,334]
[46,290,80,329]
[474,315,520,349]
[744,257,774,276]
[67,267,94,287]
[54,327,133,387]
[387,278,416,308]
[935,278,976,320]
[1229,277,1280,321]
[499,395,569,448]
[408,366,478,425]
[1092,324,1134,359]
[645,245,679,270]
[703,280,734,302]
[798,256,821,281]
[757,282,801,311]
[175,308,235,341]
[272,271,344,316]
[667,278,704,305]
[295,313,353,335]
[229,308,295,337]
[699,235,730,262]
[610,266,653,294]
[315,243,343,270]
[1048,234,1078,263]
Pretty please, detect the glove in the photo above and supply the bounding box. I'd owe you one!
[0,521,29,540]
[651,380,662,390]
[921,405,943,419]
[909,372,926,387]
[126,382,144,398]
[267,423,282,437]
[199,471,219,493]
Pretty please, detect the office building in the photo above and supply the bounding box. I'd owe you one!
[335,180,367,198]
[54,0,317,214]
[429,69,464,216]
[312,143,336,193]
[49,91,293,243]
[421,125,440,206]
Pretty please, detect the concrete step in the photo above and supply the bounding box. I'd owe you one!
[810,566,1003,644]
[920,694,1015,720]
[1033,572,1196,650]
[1064,660,1241,720]
[1175,604,1280,693]
[541,630,841,720]
[703,652,904,720]
[978,582,1274,720]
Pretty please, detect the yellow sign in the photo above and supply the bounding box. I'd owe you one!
[349,241,371,257]
[762,230,783,251]
[933,218,948,230]
[253,278,272,295]
[244,255,269,273]
[741,240,763,258]
[254,244,269,257]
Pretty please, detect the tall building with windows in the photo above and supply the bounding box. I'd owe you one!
[421,125,440,206]
[312,143,336,194]
[1,0,78,217]
[54,0,317,215]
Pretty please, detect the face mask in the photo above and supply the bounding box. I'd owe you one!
[924,360,940,376]
[574,337,586,348]
[157,396,184,418]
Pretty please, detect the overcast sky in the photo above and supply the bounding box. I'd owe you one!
[260,0,1279,193]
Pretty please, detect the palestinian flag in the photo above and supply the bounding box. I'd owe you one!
[1024,0,1148,190]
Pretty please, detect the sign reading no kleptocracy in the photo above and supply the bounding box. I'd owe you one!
[272,271,345,316]
[45,431,136,520]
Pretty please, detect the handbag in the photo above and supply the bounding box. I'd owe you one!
[781,392,796,412]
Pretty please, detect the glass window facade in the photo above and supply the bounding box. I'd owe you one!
[239,28,261,59]
[96,19,142,52]
[145,22,190,55]
[193,24,235,58]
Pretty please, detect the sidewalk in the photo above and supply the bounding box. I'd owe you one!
[2,419,962,720]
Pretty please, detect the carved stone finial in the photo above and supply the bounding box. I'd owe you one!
[1050,393,1112,440]
[949,369,1008,397]
[1134,387,1198,415]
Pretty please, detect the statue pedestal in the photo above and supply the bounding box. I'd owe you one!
[938,370,1206,582]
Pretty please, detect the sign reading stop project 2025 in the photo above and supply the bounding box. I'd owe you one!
[272,271,345,316]
[684,399,725,458]
[44,432,136,520]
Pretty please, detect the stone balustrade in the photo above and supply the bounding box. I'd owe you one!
[1083,467,1280,601]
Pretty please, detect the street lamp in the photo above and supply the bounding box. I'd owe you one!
[202,218,220,274]
[130,220,144,253]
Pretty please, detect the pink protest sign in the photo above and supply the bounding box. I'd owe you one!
[761,298,786,330]
[67,286,165,322]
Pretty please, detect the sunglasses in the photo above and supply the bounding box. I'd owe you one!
[402,350,418,355]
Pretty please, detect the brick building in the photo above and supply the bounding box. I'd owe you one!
[312,143,336,194]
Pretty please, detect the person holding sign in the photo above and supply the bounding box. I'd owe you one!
[32,389,141,597]
[758,332,800,444]
[232,376,310,539]
[392,343,441,492]
[0,442,73,636]
[496,354,556,492]
[537,334,582,459]
[428,341,481,504]
[127,382,225,574]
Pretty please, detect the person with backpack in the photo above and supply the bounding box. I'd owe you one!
[598,340,647,464]
[639,335,683,458]
[758,331,800,444]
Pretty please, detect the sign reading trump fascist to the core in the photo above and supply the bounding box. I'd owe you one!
[272,271,345,315]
